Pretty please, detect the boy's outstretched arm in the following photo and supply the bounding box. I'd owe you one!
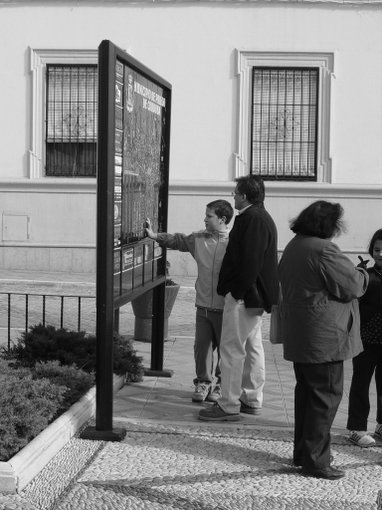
[144,217,195,256]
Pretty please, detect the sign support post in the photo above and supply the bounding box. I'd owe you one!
[81,40,172,440]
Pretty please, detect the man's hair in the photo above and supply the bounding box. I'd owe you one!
[207,200,234,225]
[235,174,265,204]
[290,200,345,239]
[368,228,382,256]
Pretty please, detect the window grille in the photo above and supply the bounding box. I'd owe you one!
[45,65,98,177]
[251,67,319,180]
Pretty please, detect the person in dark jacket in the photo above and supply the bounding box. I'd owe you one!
[199,174,279,422]
[347,228,382,447]
[279,200,368,480]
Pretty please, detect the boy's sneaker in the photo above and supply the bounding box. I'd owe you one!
[192,382,211,402]
[348,430,376,447]
[198,403,241,422]
[207,384,221,402]
[375,423,382,440]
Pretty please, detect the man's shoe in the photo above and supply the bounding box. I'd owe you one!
[375,423,382,440]
[206,384,221,402]
[301,466,345,480]
[198,403,241,422]
[293,455,333,467]
[240,400,262,415]
[348,430,376,447]
[192,382,211,402]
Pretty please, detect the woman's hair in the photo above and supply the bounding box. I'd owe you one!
[290,200,345,239]
[368,228,382,256]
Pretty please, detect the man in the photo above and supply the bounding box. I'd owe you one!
[199,174,279,421]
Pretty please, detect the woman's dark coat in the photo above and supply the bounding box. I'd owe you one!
[279,234,368,363]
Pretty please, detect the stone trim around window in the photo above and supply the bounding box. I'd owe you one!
[29,48,98,180]
[234,50,334,183]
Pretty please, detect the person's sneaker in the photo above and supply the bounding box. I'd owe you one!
[348,430,376,447]
[206,384,221,402]
[192,382,211,402]
[375,423,382,440]
[240,400,262,415]
[198,403,241,422]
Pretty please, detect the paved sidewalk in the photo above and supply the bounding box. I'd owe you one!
[0,271,381,509]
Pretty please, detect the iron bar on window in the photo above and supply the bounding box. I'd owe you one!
[45,64,98,177]
[251,67,319,181]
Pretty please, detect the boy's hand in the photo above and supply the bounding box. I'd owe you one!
[357,256,369,269]
[144,218,157,240]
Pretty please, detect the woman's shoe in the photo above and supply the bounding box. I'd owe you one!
[301,466,345,480]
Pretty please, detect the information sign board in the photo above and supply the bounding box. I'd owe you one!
[111,50,171,305]
[92,40,171,435]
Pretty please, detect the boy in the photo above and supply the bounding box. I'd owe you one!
[145,199,234,403]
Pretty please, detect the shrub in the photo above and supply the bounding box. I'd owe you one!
[113,334,144,382]
[0,325,144,460]
[7,324,144,381]
[5,324,96,371]
[0,359,66,461]
[33,361,95,413]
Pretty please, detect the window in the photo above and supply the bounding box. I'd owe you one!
[235,51,334,183]
[29,48,98,179]
[251,67,318,181]
[45,65,97,177]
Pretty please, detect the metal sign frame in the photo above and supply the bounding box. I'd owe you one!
[82,40,171,440]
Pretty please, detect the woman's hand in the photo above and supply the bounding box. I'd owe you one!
[357,256,369,269]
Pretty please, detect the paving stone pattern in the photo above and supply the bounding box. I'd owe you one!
[0,271,381,509]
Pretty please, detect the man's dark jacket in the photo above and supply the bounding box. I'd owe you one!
[217,203,279,312]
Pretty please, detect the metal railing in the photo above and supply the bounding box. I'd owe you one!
[0,292,96,349]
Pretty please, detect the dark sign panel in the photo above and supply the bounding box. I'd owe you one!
[98,41,171,308]
[113,59,170,302]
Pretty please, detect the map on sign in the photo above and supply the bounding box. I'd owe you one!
[112,58,170,300]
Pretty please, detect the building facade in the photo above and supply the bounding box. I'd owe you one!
[0,0,381,276]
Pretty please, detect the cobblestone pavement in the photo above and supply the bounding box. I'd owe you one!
[0,271,381,509]
[18,425,382,510]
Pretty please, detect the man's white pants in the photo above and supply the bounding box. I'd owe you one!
[218,292,265,414]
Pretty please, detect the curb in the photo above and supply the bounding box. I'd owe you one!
[0,375,125,494]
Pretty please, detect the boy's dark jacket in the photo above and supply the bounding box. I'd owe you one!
[217,203,279,312]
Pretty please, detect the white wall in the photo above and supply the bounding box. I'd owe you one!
[0,1,381,274]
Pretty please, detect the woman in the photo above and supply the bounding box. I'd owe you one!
[347,228,382,446]
[279,201,368,480]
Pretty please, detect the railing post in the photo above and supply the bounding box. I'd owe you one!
[60,296,64,329]
[78,297,82,331]
[7,294,11,350]
[25,294,29,335]
[42,295,46,327]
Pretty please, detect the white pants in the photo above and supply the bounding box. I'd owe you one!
[218,292,265,414]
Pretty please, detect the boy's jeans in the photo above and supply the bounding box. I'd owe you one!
[218,292,265,414]
[194,307,223,383]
